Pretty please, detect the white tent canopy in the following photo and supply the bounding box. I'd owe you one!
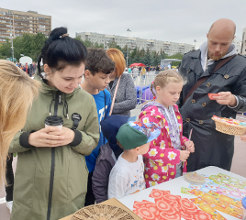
[19,56,32,65]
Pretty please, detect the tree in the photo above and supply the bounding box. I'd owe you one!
[31,33,47,61]
[144,49,151,66]
[0,33,47,61]
[167,53,183,60]
[152,51,161,66]
[167,53,183,67]
[107,40,121,50]
[0,39,11,59]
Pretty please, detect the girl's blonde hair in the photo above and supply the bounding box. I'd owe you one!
[106,48,126,77]
[0,60,40,183]
[150,69,184,97]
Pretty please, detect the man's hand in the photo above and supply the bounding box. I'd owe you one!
[213,91,237,107]
[240,134,246,142]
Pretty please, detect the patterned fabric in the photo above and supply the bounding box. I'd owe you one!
[139,104,188,188]
[156,105,181,150]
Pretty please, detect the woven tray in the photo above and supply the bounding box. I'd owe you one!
[212,116,246,135]
[184,172,206,185]
[71,204,136,220]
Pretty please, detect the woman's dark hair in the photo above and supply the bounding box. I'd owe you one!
[37,27,87,77]
[86,48,115,75]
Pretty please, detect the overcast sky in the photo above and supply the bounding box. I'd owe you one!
[2,0,246,47]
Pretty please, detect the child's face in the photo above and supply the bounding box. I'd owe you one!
[87,71,111,91]
[138,142,150,155]
[156,81,183,108]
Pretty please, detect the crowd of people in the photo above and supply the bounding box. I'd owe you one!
[1,18,246,220]
[16,62,37,77]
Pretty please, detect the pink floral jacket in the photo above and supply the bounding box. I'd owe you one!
[139,104,188,188]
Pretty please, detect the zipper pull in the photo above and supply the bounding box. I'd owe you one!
[59,94,62,104]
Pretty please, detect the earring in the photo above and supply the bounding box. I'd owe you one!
[41,72,46,79]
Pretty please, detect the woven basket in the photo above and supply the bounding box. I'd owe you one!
[212,117,246,135]
[72,204,136,220]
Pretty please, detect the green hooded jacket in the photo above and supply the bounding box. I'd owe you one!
[9,76,99,220]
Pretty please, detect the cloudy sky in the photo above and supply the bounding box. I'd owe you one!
[2,0,246,47]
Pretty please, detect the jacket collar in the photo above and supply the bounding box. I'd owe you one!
[188,49,201,59]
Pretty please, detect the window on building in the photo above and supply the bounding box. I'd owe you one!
[38,25,46,32]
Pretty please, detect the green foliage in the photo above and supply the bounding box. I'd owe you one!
[166,53,183,67]
[0,39,11,59]
[0,33,47,61]
[167,53,183,60]
[107,41,121,50]
[171,61,181,67]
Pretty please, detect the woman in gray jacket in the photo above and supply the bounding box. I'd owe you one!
[106,48,137,116]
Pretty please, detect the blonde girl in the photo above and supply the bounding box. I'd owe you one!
[0,60,39,183]
[138,70,194,188]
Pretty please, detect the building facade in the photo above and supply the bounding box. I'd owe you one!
[0,7,51,43]
[241,28,246,55]
[76,32,194,56]
[233,37,242,54]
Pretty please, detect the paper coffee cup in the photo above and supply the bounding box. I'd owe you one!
[44,116,63,129]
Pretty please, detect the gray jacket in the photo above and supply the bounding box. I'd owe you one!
[108,73,137,116]
[179,50,246,171]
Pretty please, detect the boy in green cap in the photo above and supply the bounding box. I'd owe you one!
[108,121,161,199]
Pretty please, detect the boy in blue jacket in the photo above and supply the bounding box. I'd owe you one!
[81,48,115,205]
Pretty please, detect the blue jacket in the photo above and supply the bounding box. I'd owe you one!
[86,89,111,173]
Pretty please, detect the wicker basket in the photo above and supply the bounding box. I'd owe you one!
[212,116,246,135]
[72,204,136,220]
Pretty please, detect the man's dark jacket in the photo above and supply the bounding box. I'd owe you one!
[179,49,246,171]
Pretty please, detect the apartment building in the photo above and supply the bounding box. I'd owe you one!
[0,7,51,43]
[76,32,194,56]
[232,37,242,54]
[241,28,246,55]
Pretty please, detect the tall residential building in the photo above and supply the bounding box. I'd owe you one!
[233,38,242,54]
[0,7,51,43]
[241,28,246,55]
[76,32,194,56]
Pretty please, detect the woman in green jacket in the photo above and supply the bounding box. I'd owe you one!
[9,27,99,220]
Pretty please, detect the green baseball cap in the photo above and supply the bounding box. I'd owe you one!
[116,121,161,150]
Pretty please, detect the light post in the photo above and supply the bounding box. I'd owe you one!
[104,40,109,50]
[193,39,197,50]
[126,43,129,67]
[10,33,14,61]
[126,28,132,67]
[8,10,15,62]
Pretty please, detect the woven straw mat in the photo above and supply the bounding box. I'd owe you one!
[72,204,136,220]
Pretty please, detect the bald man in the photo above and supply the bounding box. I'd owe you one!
[178,18,246,171]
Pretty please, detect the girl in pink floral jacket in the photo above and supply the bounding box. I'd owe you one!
[139,70,195,188]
